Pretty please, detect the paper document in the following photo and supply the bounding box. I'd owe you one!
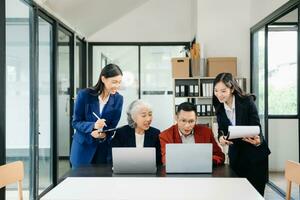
[227,126,260,140]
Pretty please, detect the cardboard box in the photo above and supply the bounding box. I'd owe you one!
[171,57,190,78]
[207,57,237,77]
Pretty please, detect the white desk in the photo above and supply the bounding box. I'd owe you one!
[41,177,264,200]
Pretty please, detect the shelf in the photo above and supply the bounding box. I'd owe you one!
[173,77,200,80]
[173,76,246,127]
[174,96,212,99]
[197,116,215,119]
[173,76,245,80]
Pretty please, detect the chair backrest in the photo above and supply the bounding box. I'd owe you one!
[0,161,24,200]
[285,160,300,200]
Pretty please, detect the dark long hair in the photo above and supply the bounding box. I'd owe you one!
[212,73,255,114]
[89,64,123,96]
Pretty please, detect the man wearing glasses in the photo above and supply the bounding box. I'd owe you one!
[159,102,225,165]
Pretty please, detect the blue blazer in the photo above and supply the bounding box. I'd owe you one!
[112,125,162,165]
[70,88,123,167]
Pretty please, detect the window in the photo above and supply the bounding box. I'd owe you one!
[268,25,297,115]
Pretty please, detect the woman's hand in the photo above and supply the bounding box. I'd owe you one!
[242,135,260,146]
[91,130,107,139]
[219,136,233,145]
[94,119,107,130]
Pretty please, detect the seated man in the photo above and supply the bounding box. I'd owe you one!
[159,102,224,165]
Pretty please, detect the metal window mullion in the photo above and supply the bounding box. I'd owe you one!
[298,4,300,163]
[138,45,141,99]
[0,0,6,197]
[82,40,87,89]
[29,6,39,200]
[264,24,270,183]
[69,33,75,162]
[52,21,58,186]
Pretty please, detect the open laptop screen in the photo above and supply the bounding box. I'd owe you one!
[112,147,157,174]
[166,143,212,173]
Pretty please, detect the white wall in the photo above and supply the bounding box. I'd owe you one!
[250,0,289,27]
[88,0,195,42]
[196,0,289,89]
[269,119,299,171]
[196,0,251,83]
[191,0,198,40]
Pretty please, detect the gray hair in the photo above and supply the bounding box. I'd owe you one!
[127,99,152,128]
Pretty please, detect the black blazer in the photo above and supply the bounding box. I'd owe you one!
[216,95,271,166]
[112,125,162,165]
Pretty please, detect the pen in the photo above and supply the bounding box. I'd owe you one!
[92,112,100,120]
[92,112,107,128]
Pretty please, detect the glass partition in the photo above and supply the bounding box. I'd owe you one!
[140,46,185,130]
[92,46,139,126]
[252,28,266,135]
[5,0,31,199]
[267,10,298,115]
[57,28,71,178]
[267,8,299,199]
[252,6,299,199]
[75,38,83,95]
[38,16,53,194]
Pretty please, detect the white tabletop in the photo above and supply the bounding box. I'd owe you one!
[41,177,264,200]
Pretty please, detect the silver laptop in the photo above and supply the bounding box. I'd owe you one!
[166,143,212,173]
[112,147,157,174]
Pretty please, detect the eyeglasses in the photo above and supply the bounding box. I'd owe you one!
[178,119,196,125]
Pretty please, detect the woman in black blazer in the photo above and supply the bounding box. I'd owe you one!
[212,73,270,196]
[112,100,162,165]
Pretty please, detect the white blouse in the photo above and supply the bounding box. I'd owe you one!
[224,95,236,125]
[98,95,110,115]
[135,133,145,148]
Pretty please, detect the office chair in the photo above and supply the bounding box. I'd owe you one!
[0,161,24,200]
[285,160,300,200]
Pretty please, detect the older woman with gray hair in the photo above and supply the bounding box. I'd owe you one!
[112,99,161,165]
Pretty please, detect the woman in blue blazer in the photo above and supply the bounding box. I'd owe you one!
[212,73,271,196]
[70,64,123,168]
[112,100,162,165]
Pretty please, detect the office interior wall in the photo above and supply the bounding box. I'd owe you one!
[88,0,194,42]
[196,0,288,90]
[268,119,299,171]
[250,0,289,27]
[190,0,198,40]
[29,0,295,159]
[196,0,251,90]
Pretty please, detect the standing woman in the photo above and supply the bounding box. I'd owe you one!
[213,72,270,196]
[70,64,123,168]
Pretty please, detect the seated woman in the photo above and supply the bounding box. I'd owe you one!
[112,99,161,165]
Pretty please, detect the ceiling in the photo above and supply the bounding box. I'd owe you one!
[36,0,149,37]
